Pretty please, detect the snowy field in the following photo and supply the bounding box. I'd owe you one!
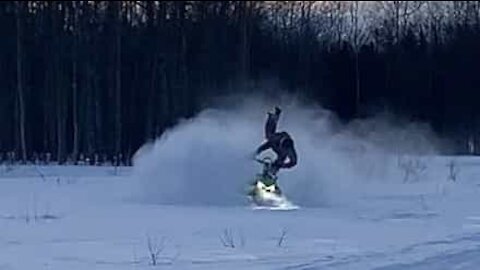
[1,159,480,270]
[2,101,480,269]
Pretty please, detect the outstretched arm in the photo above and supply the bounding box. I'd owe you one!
[277,147,297,169]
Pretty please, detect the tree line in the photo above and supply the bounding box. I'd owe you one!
[1,1,480,165]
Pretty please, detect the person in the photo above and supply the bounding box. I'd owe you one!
[253,106,297,176]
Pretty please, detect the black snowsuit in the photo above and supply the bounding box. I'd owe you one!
[255,112,297,173]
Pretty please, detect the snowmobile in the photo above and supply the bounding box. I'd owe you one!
[247,156,288,207]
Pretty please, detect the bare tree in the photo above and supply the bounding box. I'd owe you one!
[426,2,447,44]
[238,1,252,90]
[347,1,365,115]
[115,2,122,158]
[72,1,79,163]
[54,2,67,164]
[146,234,165,266]
[378,1,425,43]
[1,1,480,163]
[15,1,27,163]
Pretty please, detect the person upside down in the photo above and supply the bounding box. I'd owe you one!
[254,106,298,176]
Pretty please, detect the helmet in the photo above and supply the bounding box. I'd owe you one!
[280,137,293,149]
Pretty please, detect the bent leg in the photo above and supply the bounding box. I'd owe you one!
[265,112,279,139]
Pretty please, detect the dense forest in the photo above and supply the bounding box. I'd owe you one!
[1,1,480,165]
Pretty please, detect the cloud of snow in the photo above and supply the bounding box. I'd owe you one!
[130,88,444,207]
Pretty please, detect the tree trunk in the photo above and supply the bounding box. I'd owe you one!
[174,1,188,116]
[146,56,157,140]
[145,2,156,140]
[180,5,189,115]
[54,2,66,164]
[352,2,361,116]
[355,50,361,116]
[115,2,122,157]
[72,2,79,163]
[15,2,27,163]
[239,1,250,89]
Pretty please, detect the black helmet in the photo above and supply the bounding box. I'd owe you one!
[280,137,293,148]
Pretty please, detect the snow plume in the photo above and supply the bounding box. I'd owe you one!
[131,92,443,207]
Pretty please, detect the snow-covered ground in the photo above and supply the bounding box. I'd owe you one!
[2,100,480,269]
[1,158,480,270]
